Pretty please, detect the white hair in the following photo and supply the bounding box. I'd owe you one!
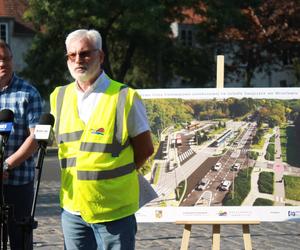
[65,29,102,50]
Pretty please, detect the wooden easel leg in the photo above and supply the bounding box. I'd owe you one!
[242,224,252,250]
[180,224,192,250]
[212,224,220,250]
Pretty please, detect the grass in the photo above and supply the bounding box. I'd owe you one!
[258,171,274,194]
[269,134,275,143]
[153,164,161,185]
[209,127,226,136]
[280,127,287,162]
[284,175,300,201]
[251,136,265,150]
[252,127,274,150]
[248,151,259,160]
[223,168,252,206]
[253,198,273,206]
[265,143,275,161]
[177,180,186,202]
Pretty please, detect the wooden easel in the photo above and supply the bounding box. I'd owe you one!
[176,220,260,250]
[176,56,260,250]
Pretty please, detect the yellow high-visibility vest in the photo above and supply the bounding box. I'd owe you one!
[50,79,139,223]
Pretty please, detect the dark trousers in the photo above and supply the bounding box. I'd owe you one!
[4,181,34,250]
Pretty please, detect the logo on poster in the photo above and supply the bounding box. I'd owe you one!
[288,210,300,217]
[155,210,163,219]
[218,210,227,216]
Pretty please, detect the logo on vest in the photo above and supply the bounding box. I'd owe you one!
[91,128,105,135]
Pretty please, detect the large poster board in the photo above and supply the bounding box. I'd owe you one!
[136,88,300,222]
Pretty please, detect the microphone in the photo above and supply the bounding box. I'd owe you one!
[0,109,14,144]
[30,113,55,223]
[0,109,14,248]
[34,113,55,147]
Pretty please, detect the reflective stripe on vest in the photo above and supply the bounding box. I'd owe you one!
[80,139,130,153]
[111,86,128,157]
[77,162,135,180]
[55,85,67,138]
[60,157,76,168]
[58,131,83,144]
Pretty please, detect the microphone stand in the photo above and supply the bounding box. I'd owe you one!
[0,137,10,250]
[20,142,47,250]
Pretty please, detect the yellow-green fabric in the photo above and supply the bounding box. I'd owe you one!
[50,79,139,223]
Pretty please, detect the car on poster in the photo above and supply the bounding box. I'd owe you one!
[196,178,210,191]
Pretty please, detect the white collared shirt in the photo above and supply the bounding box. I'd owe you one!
[75,71,150,137]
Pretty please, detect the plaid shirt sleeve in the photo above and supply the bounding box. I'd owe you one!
[1,74,43,185]
[26,83,43,129]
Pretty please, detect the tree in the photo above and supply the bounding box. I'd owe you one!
[144,99,194,138]
[293,57,300,86]
[256,100,286,127]
[22,0,201,99]
[196,0,300,87]
[228,98,253,117]
[294,113,300,140]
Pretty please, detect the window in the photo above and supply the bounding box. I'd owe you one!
[281,47,300,66]
[180,30,186,45]
[187,30,192,46]
[280,80,287,87]
[0,23,8,42]
[180,29,193,47]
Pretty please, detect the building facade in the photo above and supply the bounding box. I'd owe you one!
[0,0,35,73]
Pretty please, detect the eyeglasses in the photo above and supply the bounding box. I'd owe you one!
[66,49,99,62]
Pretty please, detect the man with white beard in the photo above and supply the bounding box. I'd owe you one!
[50,29,154,250]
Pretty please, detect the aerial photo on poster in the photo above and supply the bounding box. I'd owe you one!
[136,88,300,222]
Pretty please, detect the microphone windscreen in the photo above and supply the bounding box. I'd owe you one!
[0,109,14,122]
[39,113,55,127]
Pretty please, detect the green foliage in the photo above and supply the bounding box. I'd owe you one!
[22,0,210,100]
[294,113,300,141]
[253,198,273,206]
[257,100,286,127]
[144,99,194,139]
[189,98,256,120]
[265,143,275,161]
[228,98,255,118]
[284,175,300,201]
[280,126,288,162]
[264,151,270,161]
[201,1,300,87]
[223,168,252,206]
[252,128,264,145]
[189,99,228,120]
[177,181,186,201]
[285,125,300,167]
[20,1,300,95]
[196,131,209,145]
[248,151,258,160]
[152,164,161,185]
[292,55,300,87]
[258,171,274,194]
[198,0,260,42]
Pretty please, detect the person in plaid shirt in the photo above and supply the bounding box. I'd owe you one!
[0,40,42,250]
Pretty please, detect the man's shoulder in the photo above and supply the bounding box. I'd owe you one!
[109,78,126,88]
[109,79,137,95]
[12,74,39,93]
[52,82,75,92]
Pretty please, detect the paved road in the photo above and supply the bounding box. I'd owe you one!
[32,151,300,249]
